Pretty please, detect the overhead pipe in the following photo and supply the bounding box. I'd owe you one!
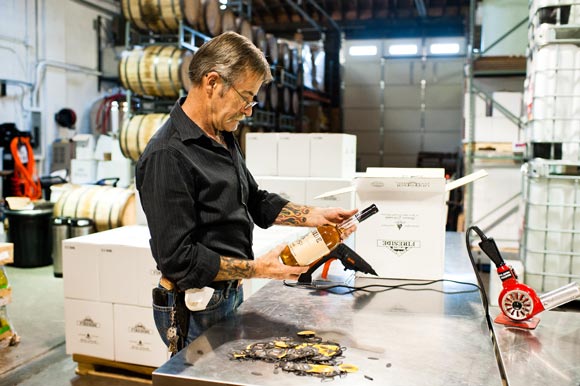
[32,60,102,108]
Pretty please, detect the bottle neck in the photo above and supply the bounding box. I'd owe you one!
[337,204,378,230]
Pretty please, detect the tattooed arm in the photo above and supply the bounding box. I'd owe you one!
[274,202,358,228]
[214,245,307,281]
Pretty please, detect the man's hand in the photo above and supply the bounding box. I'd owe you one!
[253,244,308,279]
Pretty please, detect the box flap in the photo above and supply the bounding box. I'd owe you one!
[365,167,445,178]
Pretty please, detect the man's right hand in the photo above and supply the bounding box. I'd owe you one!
[253,244,308,280]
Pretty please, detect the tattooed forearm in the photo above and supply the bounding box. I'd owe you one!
[275,203,312,225]
[214,256,255,281]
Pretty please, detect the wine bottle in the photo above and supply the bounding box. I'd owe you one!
[280,204,379,266]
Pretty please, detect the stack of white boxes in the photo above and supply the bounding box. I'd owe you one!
[245,132,357,283]
[245,132,357,210]
[63,226,167,367]
[70,133,134,188]
[62,224,313,367]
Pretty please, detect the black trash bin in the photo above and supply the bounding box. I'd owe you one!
[5,208,54,268]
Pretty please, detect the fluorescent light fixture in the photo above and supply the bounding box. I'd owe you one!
[388,44,418,56]
[348,45,378,56]
[430,43,461,55]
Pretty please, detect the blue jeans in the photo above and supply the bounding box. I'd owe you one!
[152,284,244,348]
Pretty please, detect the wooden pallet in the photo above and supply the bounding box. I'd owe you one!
[73,354,155,384]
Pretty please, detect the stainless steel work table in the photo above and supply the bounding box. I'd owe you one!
[153,232,507,385]
[493,306,580,386]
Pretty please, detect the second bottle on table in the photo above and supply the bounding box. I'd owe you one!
[279,204,379,266]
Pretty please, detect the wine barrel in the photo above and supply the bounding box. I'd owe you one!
[183,0,202,30]
[265,33,278,64]
[281,87,292,114]
[181,50,194,92]
[119,113,169,162]
[236,17,253,41]
[268,83,279,111]
[292,90,300,115]
[53,185,136,232]
[290,48,299,74]
[119,45,189,98]
[221,8,237,32]
[200,0,221,36]
[257,86,267,110]
[121,0,182,34]
[252,26,267,55]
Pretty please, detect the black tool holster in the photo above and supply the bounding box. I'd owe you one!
[173,290,191,354]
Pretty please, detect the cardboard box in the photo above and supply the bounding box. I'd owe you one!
[278,133,311,177]
[96,159,134,188]
[245,133,279,176]
[306,178,355,209]
[64,226,160,306]
[354,168,447,280]
[63,238,102,301]
[64,298,115,360]
[70,159,97,185]
[114,304,169,367]
[309,134,357,178]
[255,176,306,204]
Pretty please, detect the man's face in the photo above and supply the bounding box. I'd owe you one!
[211,71,262,134]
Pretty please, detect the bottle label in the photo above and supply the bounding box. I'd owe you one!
[288,230,331,266]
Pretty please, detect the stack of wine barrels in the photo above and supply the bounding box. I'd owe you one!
[119,113,169,162]
[53,184,136,232]
[119,45,193,98]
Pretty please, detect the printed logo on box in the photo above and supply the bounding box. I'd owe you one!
[378,240,421,256]
[396,181,431,189]
[77,316,100,328]
[130,323,153,335]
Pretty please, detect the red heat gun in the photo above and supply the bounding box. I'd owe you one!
[473,227,580,328]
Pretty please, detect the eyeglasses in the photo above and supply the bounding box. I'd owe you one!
[230,83,259,110]
[218,74,258,110]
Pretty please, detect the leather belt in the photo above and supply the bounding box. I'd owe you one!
[159,276,177,291]
[159,276,242,292]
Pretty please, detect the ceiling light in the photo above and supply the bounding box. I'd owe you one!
[430,43,461,55]
[388,44,418,56]
[348,45,378,56]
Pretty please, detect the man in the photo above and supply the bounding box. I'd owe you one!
[136,32,357,353]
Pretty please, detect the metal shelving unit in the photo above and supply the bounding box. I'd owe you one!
[464,0,528,231]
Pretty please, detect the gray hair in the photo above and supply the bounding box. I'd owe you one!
[188,31,273,87]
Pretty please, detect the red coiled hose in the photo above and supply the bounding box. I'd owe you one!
[10,137,42,200]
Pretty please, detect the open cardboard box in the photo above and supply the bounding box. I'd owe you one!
[315,168,486,280]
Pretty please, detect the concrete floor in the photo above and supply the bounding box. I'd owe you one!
[0,266,146,386]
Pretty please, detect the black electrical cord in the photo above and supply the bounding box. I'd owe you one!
[283,278,481,295]
[466,226,510,386]
[465,226,493,328]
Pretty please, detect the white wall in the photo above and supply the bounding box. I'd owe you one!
[0,0,114,174]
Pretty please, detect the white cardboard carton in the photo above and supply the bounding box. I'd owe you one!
[64,298,115,360]
[354,168,447,280]
[309,133,356,178]
[278,133,311,176]
[306,178,355,209]
[245,133,279,176]
[114,304,169,367]
[64,226,160,307]
[255,176,306,204]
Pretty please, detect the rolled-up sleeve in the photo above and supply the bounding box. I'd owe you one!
[137,148,220,290]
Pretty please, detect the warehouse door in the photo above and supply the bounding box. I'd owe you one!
[343,38,465,171]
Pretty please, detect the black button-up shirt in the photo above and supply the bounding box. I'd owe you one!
[135,98,288,290]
